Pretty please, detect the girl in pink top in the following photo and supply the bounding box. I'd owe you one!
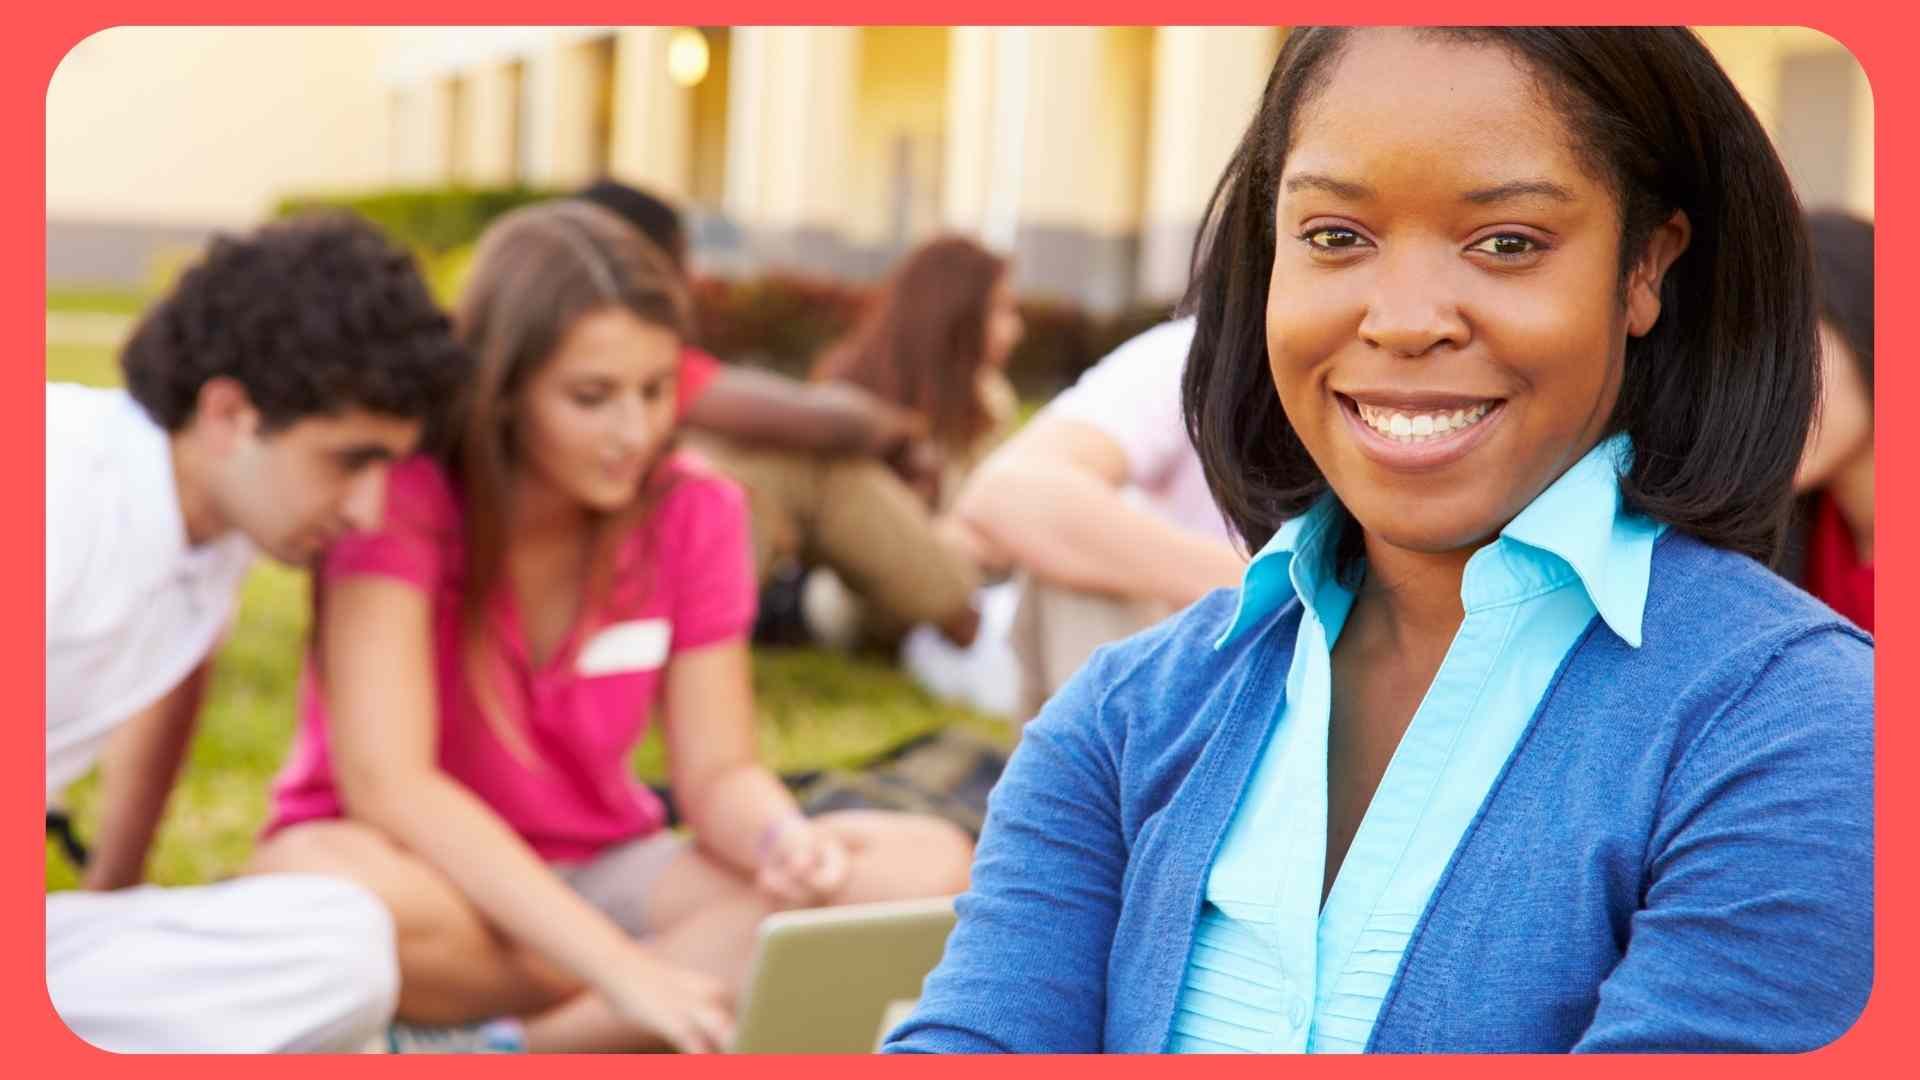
[249,201,974,1053]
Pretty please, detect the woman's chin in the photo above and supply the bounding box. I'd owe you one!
[1344,506,1503,561]
[568,481,641,515]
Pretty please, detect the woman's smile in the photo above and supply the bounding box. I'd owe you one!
[1334,390,1508,471]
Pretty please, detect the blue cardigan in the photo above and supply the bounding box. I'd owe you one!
[886,533,1874,1053]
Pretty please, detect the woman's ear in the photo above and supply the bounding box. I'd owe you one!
[1626,210,1692,338]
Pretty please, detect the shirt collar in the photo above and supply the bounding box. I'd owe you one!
[113,390,193,566]
[1496,433,1663,647]
[1215,434,1662,650]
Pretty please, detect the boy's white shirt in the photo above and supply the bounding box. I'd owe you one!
[45,384,253,798]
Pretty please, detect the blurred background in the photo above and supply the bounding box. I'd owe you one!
[47,27,1872,388]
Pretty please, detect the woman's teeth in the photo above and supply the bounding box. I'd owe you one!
[1356,401,1493,443]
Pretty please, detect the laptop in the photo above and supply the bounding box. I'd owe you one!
[729,894,959,1054]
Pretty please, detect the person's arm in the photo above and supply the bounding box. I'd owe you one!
[323,575,731,1052]
[80,661,210,890]
[659,639,849,905]
[883,645,1130,1052]
[1572,628,1873,1051]
[654,472,851,904]
[683,367,927,459]
[955,416,1244,607]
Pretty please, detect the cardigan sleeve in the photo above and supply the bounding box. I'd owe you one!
[883,645,1131,1053]
[1573,626,1874,1052]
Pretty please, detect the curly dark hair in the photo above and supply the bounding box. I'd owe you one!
[121,211,465,432]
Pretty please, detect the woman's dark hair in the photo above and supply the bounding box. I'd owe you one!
[121,211,463,433]
[1808,210,1874,391]
[1181,27,1817,563]
[577,178,689,272]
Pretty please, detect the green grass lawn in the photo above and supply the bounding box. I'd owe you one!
[46,296,1013,891]
[47,285,155,316]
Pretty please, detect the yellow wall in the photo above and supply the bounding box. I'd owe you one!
[848,27,949,248]
[688,29,732,209]
[608,28,693,199]
[47,27,391,224]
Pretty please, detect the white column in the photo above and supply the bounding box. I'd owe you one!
[1005,28,1154,311]
[460,61,520,186]
[523,33,603,188]
[1137,28,1280,301]
[721,28,858,265]
[941,27,998,236]
[608,28,692,199]
[723,27,768,221]
[387,79,454,185]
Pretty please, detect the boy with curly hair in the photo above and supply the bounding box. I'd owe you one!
[46,213,465,1052]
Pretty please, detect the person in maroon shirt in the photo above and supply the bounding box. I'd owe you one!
[1788,211,1873,631]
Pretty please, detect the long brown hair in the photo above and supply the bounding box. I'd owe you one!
[442,200,690,756]
[812,235,1008,451]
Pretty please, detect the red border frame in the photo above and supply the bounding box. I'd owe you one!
[16,3,1907,1073]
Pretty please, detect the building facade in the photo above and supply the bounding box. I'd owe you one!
[48,26,1874,308]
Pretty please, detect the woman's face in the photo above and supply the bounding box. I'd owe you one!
[1267,30,1686,557]
[514,305,680,514]
[981,272,1026,370]
[1793,320,1873,493]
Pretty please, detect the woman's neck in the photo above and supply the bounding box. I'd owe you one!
[1350,529,1475,659]
[1826,449,1875,563]
[506,470,594,548]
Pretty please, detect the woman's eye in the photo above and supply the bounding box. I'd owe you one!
[1303,227,1368,252]
[570,392,608,408]
[1469,233,1541,259]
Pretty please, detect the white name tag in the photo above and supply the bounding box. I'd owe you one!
[576,618,672,676]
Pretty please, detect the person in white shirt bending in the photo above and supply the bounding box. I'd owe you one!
[947,317,1248,721]
[45,213,464,1052]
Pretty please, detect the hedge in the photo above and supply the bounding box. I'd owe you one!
[276,186,1178,395]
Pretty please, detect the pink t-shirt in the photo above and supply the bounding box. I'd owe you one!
[266,452,756,863]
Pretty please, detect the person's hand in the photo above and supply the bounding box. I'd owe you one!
[754,813,852,907]
[933,514,1009,576]
[888,438,945,507]
[857,398,931,461]
[600,943,736,1053]
[808,382,928,460]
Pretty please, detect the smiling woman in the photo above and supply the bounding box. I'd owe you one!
[885,27,1871,1055]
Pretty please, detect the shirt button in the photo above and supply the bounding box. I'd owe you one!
[1287,996,1308,1029]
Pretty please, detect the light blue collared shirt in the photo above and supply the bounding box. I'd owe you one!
[1168,434,1665,1053]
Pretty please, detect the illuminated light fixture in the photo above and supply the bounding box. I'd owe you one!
[668,28,710,88]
